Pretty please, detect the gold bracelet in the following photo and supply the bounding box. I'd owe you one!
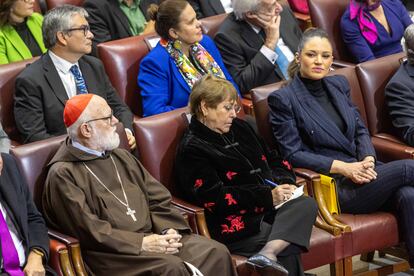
[31,248,44,258]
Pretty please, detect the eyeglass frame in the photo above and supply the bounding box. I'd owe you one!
[84,111,113,125]
[63,25,91,37]
[223,103,241,114]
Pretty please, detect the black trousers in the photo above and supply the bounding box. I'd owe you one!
[226,196,318,276]
[339,159,414,265]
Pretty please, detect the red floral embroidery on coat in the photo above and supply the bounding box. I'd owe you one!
[194,179,203,188]
[221,215,245,234]
[254,207,264,213]
[224,193,237,205]
[204,202,215,212]
[261,155,267,161]
[282,160,292,170]
[226,171,238,180]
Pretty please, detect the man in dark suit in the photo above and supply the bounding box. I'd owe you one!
[14,5,135,147]
[214,0,302,94]
[0,153,51,275]
[188,0,230,18]
[386,24,414,146]
[83,0,159,56]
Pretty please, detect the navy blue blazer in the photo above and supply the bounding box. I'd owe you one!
[138,35,239,117]
[0,153,49,265]
[268,75,376,174]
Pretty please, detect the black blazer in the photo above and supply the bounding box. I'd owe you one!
[0,153,49,265]
[14,53,133,143]
[214,9,302,94]
[385,61,414,146]
[83,0,159,56]
[188,0,226,18]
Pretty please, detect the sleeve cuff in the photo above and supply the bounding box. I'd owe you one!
[260,45,278,64]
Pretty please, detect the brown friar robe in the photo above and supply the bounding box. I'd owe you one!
[42,139,235,276]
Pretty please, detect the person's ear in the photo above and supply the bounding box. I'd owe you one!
[200,101,208,117]
[79,122,92,139]
[294,52,300,64]
[245,11,256,20]
[56,31,68,46]
[168,28,179,40]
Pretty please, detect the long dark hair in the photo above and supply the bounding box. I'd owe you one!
[287,28,331,80]
[0,0,16,27]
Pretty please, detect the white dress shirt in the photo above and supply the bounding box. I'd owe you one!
[220,0,233,13]
[0,202,25,267]
[48,50,83,99]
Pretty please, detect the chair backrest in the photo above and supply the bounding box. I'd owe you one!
[133,108,188,195]
[356,52,406,137]
[308,0,351,62]
[97,35,153,117]
[45,0,84,10]
[0,57,39,144]
[10,123,129,210]
[251,66,367,148]
[34,0,42,13]
[200,13,228,37]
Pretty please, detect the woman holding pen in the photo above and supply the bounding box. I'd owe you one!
[175,75,317,276]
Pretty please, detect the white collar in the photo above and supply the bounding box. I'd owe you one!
[48,50,80,75]
[72,140,104,156]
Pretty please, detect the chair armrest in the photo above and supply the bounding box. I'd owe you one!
[48,238,75,276]
[48,229,87,276]
[293,168,320,180]
[332,60,355,69]
[171,196,211,238]
[372,136,414,162]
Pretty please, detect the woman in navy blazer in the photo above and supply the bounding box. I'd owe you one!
[138,0,238,117]
[269,28,414,266]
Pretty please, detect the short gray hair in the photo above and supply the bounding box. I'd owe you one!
[42,5,88,49]
[66,107,92,140]
[404,24,414,64]
[232,0,261,20]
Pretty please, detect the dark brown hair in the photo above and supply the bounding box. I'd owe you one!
[147,0,189,40]
[189,75,238,120]
[0,0,16,27]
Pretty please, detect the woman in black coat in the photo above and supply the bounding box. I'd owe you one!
[175,75,317,276]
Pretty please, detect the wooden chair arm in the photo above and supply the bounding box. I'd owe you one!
[372,136,414,162]
[48,238,75,276]
[171,196,212,239]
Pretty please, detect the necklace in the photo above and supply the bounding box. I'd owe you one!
[83,156,137,222]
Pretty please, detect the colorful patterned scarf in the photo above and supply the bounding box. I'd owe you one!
[160,38,226,88]
[349,0,382,44]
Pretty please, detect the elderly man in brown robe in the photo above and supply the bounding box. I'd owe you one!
[42,94,235,276]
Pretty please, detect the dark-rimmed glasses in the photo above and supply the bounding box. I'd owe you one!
[64,25,90,36]
[85,111,113,125]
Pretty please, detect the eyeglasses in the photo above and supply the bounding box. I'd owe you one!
[85,111,113,125]
[223,104,241,114]
[64,25,90,36]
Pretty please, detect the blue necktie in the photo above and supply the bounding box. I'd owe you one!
[70,65,88,94]
[274,45,290,80]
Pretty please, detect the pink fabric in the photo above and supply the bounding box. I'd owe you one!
[287,0,309,14]
[349,0,379,44]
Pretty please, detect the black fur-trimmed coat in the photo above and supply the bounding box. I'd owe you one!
[176,117,296,243]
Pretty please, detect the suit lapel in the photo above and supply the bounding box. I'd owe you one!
[293,76,354,155]
[279,8,299,53]
[2,25,32,60]
[209,1,225,14]
[109,0,132,36]
[42,53,69,106]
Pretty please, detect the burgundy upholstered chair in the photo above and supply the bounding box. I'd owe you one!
[0,57,39,145]
[251,66,409,275]
[200,13,228,37]
[97,34,154,118]
[308,0,353,63]
[45,0,84,10]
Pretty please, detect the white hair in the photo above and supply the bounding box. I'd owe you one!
[232,0,261,20]
[404,24,414,64]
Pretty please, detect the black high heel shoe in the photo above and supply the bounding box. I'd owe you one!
[246,254,289,276]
